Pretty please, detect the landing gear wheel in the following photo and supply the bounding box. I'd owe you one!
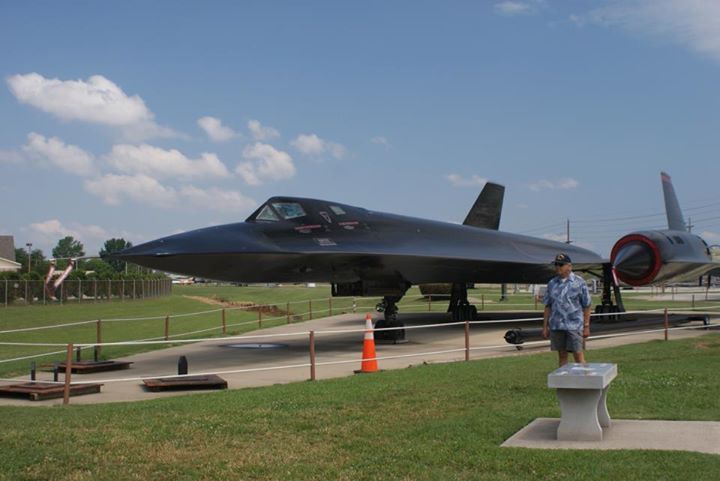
[374,296,406,343]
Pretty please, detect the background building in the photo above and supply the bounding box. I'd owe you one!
[0,236,20,272]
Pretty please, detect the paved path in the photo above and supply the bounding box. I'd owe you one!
[0,312,716,406]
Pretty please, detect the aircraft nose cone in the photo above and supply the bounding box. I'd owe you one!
[110,223,268,266]
[613,242,654,280]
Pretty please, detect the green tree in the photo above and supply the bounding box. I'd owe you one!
[99,238,133,272]
[14,248,46,273]
[82,258,116,278]
[52,236,85,259]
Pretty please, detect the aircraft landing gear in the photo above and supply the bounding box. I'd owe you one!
[448,283,478,322]
[374,296,406,343]
[595,264,626,320]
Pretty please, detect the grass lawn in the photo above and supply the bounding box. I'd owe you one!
[1,284,716,379]
[0,334,717,481]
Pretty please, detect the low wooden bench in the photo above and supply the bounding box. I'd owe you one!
[547,363,617,441]
[0,382,103,401]
[142,375,227,392]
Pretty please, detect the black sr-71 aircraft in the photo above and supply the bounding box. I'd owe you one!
[115,182,603,339]
[115,172,719,340]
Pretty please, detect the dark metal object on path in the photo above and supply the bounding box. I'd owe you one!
[178,355,188,376]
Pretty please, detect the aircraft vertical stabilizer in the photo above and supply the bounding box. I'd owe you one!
[661,171,686,231]
[463,182,505,230]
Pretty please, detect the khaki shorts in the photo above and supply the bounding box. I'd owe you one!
[550,329,584,352]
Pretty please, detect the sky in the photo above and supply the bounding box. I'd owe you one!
[1,0,720,258]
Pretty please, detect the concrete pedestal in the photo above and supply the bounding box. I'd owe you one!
[548,363,617,441]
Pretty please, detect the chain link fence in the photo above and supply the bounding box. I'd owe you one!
[1,279,172,307]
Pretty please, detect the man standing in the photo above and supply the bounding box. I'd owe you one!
[542,253,592,366]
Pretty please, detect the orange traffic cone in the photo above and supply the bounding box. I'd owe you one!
[356,314,379,373]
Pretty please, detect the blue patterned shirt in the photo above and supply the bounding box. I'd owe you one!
[543,272,592,331]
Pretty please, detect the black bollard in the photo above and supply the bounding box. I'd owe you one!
[178,355,188,376]
[93,345,100,362]
[76,346,82,362]
[30,361,36,381]
[52,363,59,382]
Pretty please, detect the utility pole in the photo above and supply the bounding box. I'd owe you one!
[565,219,572,244]
[25,243,32,273]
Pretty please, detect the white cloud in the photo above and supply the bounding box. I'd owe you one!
[575,0,720,62]
[84,173,256,213]
[529,177,579,191]
[446,174,488,188]
[494,2,535,16]
[6,73,178,140]
[248,120,280,141]
[26,219,140,256]
[29,219,108,243]
[103,144,230,180]
[179,186,256,213]
[237,142,296,185]
[557,178,579,189]
[197,116,237,142]
[22,132,96,176]
[291,133,346,159]
[84,174,177,207]
[370,136,391,147]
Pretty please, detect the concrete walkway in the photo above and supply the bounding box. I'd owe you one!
[0,311,716,407]
[502,418,720,455]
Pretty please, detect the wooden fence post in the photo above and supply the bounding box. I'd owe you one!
[258,308,262,328]
[481,294,485,311]
[96,319,102,359]
[309,300,313,320]
[329,297,333,317]
[428,295,431,311]
[164,315,170,341]
[286,302,290,324]
[63,343,73,405]
[309,331,316,381]
[664,307,669,341]
[222,308,227,335]
[464,320,470,362]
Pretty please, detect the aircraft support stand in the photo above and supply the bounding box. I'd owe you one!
[448,283,478,322]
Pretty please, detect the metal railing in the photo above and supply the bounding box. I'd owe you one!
[0,306,717,405]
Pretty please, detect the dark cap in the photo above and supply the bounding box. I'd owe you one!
[553,253,572,266]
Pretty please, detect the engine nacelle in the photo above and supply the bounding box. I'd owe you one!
[611,231,712,286]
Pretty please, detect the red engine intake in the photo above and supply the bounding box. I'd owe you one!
[610,234,663,286]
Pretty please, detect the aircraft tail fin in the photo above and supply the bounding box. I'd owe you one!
[661,171,686,231]
[463,182,505,230]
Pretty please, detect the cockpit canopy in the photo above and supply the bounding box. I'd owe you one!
[254,202,307,222]
[247,198,355,223]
